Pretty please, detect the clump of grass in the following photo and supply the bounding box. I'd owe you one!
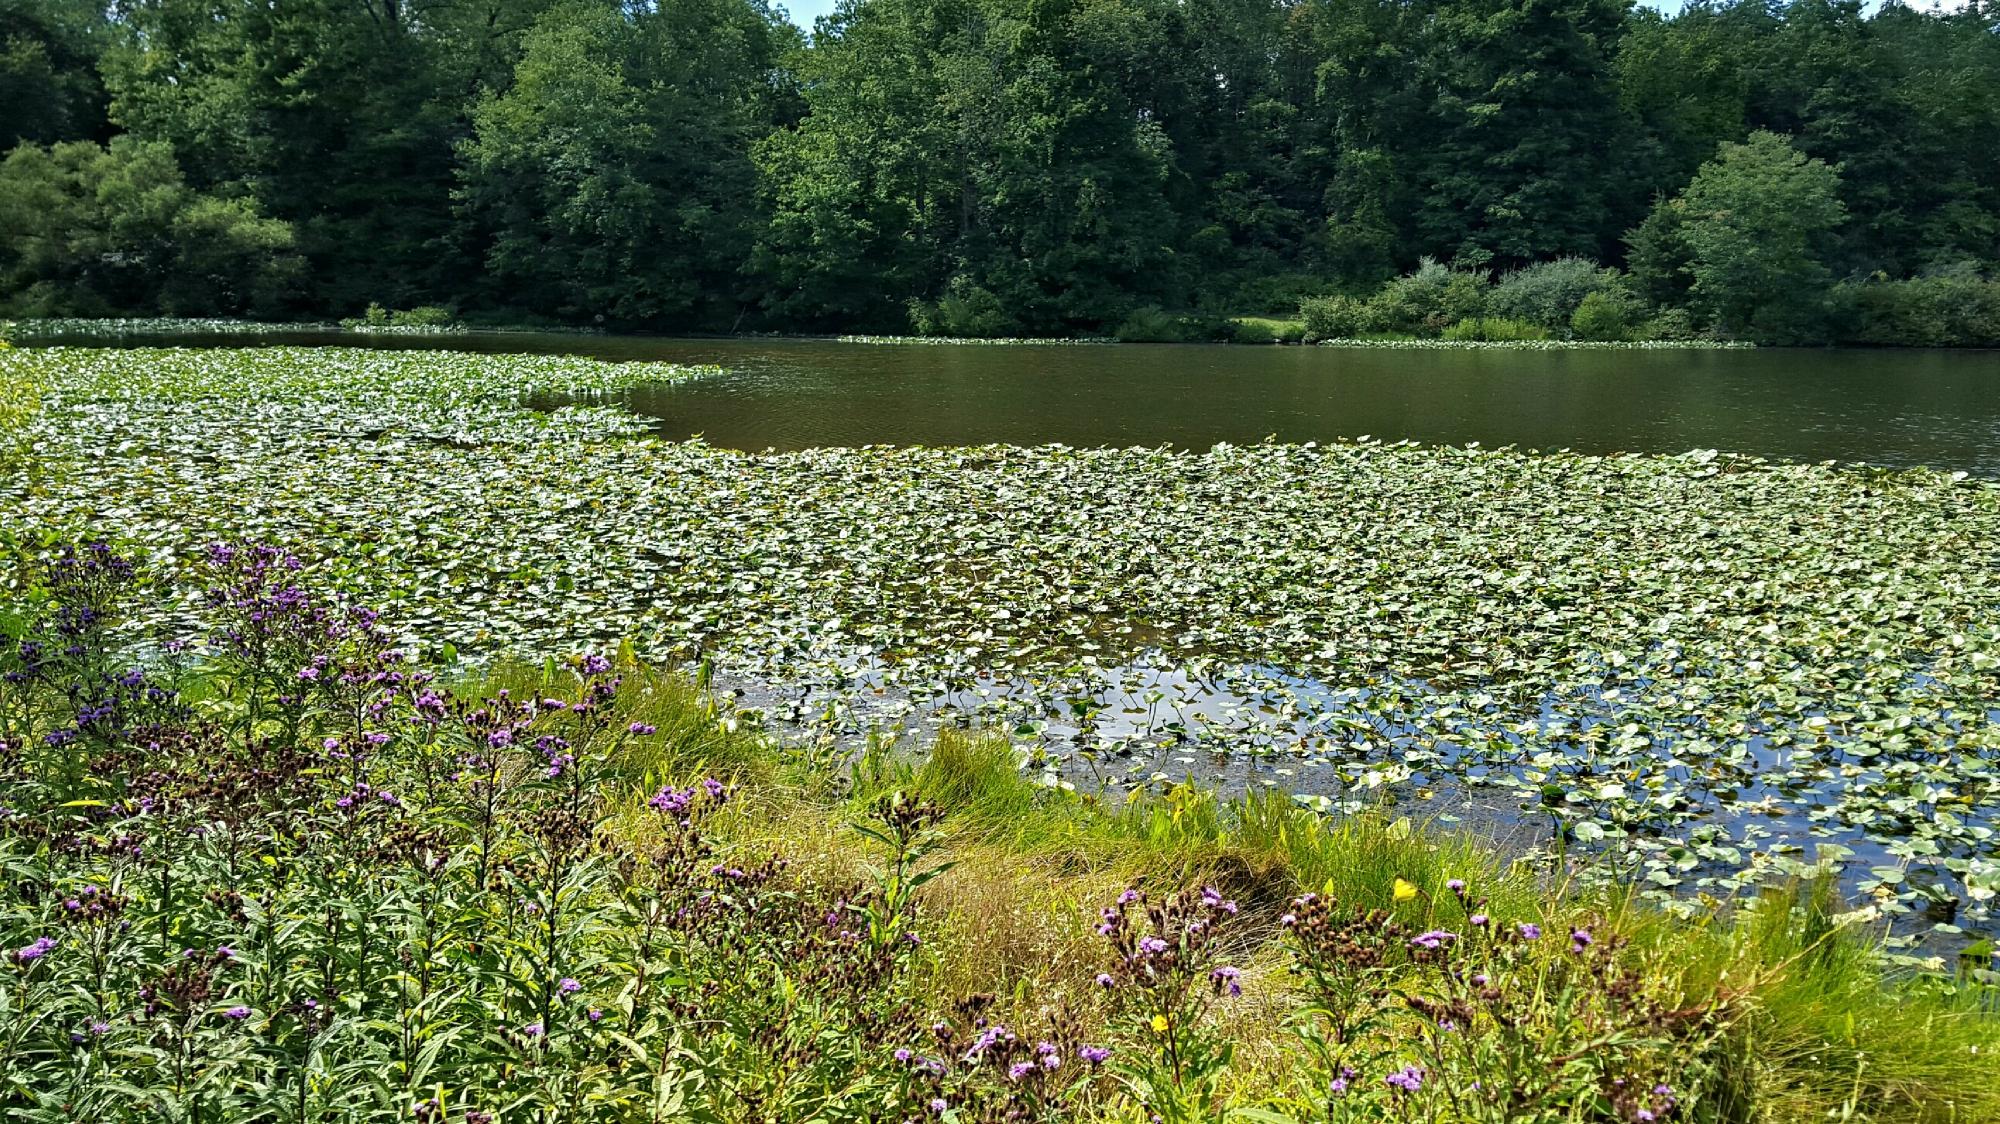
[1230,316,1307,344]
[4,539,1994,1123]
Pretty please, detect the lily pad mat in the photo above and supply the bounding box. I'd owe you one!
[7,345,1999,948]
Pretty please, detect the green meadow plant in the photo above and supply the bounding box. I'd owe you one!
[0,540,1996,1122]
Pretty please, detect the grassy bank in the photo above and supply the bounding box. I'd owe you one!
[1,543,1993,1123]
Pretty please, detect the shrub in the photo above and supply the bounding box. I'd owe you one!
[1228,316,1305,344]
[1642,306,1702,341]
[1570,291,1636,341]
[1114,306,1183,342]
[1834,267,2000,348]
[1367,258,1489,336]
[908,277,1018,338]
[392,305,455,328]
[1489,258,1631,330]
[341,303,458,331]
[1112,308,1231,343]
[1298,294,1375,341]
[1440,316,1549,342]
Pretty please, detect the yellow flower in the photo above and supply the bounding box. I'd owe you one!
[1392,878,1420,902]
[1150,1014,1170,1033]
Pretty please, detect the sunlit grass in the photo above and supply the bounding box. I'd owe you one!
[564,671,2000,1123]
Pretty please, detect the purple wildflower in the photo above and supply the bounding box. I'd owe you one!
[1385,1065,1424,1094]
[14,936,55,963]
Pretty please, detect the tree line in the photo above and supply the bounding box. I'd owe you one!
[2,0,1997,344]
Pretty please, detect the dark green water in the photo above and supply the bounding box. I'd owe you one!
[64,330,2000,472]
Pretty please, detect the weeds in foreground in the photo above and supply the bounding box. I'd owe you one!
[0,540,1995,1122]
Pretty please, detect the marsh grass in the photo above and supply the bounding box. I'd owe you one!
[3,545,1996,1122]
[609,718,2000,1122]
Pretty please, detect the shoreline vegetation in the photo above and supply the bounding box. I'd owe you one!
[7,4,2000,350]
[0,316,1779,350]
[1,541,1995,1123]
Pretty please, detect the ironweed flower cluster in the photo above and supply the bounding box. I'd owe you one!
[1093,884,1242,1123]
[0,541,958,1121]
[1276,879,1733,1123]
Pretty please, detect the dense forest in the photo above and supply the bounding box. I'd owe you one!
[2,0,1997,343]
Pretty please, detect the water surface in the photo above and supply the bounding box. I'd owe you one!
[42,329,2000,473]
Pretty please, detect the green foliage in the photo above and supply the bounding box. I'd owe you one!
[1670,130,1848,344]
[0,0,1993,343]
[1227,316,1305,345]
[0,138,301,317]
[1113,306,1186,343]
[909,278,1019,339]
[1440,316,1550,342]
[0,0,110,150]
[1834,267,2000,348]
[1110,308,1230,344]
[1367,259,1491,337]
[339,304,458,331]
[20,342,2000,953]
[1569,290,1637,341]
[457,0,800,330]
[1488,257,1631,330]
[1624,199,1697,310]
[1298,294,1377,342]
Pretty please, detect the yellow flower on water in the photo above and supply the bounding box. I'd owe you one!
[1392,878,1420,902]
[1150,1014,1170,1033]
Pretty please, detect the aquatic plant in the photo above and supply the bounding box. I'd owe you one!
[4,345,1998,947]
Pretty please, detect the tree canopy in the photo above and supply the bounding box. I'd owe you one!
[1,0,1996,339]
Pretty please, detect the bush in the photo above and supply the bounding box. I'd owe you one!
[1298,294,1375,341]
[1367,258,1489,336]
[1228,316,1305,344]
[1642,306,1702,341]
[1490,258,1632,330]
[1570,291,1636,341]
[1834,268,2000,348]
[340,303,458,330]
[1112,307,1231,343]
[1114,306,1183,342]
[393,304,455,328]
[908,277,1018,338]
[1441,316,1549,342]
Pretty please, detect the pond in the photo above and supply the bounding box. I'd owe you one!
[11,339,2000,951]
[36,328,2000,473]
